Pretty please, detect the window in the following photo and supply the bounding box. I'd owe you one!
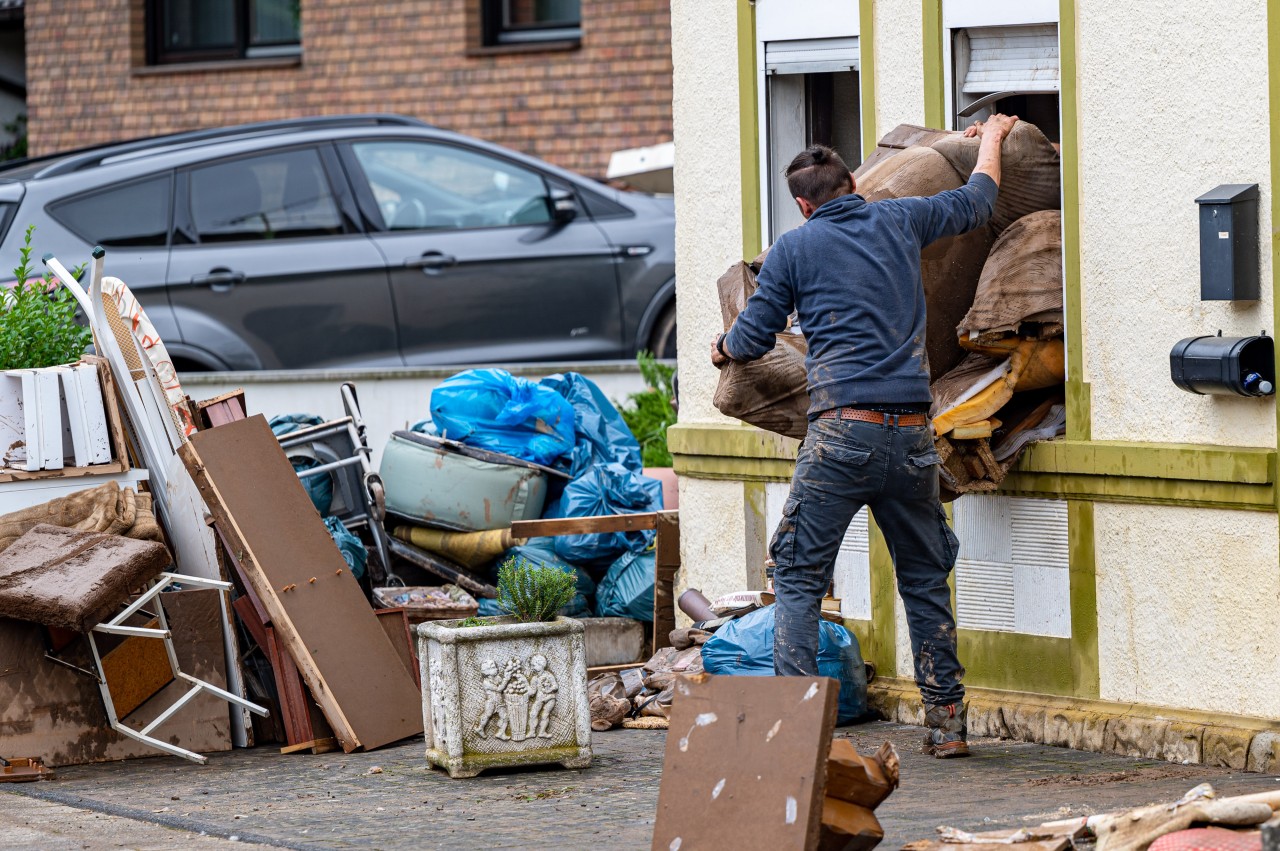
[482,0,581,47]
[186,149,342,243]
[951,24,1060,141]
[351,141,553,231]
[148,0,300,65]
[50,174,173,247]
[764,37,862,240]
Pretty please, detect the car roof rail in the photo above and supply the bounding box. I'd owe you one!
[0,114,431,179]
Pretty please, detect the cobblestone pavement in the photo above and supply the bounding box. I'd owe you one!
[10,723,1280,850]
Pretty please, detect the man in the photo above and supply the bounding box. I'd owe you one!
[711,114,1019,757]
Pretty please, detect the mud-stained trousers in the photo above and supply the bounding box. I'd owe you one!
[770,415,965,707]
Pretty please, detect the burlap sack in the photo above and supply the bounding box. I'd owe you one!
[0,481,162,553]
[712,253,810,440]
[853,124,953,179]
[958,210,1063,341]
[928,121,1061,234]
[857,145,995,380]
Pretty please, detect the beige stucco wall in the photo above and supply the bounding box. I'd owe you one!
[671,0,759,600]
[1095,503,1280,720]
[872,0,926,133]
[1076,0,1276,447]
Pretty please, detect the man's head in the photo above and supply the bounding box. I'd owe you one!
[786,145,855,219]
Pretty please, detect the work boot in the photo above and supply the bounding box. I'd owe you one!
[923,702,969,758]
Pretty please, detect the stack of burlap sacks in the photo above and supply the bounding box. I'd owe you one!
[715,122,1066,497]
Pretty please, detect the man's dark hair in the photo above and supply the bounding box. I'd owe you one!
[785,145,854,207]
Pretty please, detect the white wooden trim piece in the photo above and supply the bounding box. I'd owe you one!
[0,372,26,469]
[0,467,149,515]
[74,363,113,464]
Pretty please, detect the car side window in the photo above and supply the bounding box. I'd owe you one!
[351,141,552,231]
[187,148,342,243]
[48,173,173,247]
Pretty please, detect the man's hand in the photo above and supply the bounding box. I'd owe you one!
[969,113,1019,187]
[711,335,730,368]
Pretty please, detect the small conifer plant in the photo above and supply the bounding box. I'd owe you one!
[495,556,577,623]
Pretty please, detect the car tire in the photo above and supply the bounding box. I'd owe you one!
[647,302,677,360]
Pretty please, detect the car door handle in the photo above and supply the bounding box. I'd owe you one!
[405,252,457,273]
[192,268,245,293]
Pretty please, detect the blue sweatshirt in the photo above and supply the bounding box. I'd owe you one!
[723,173,998,417]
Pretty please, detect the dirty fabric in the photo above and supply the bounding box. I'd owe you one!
[0,524,171,632]
[929,121,1062,234]
[0,481,162,553]
[958,210,1064,340]
[768,417,965,707]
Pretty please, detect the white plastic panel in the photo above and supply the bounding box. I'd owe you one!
[766,37,859,75]
[757,0,858,44]
[953,495,1071,637]
[943,0,1058,29]
[765,482,872,620]
[961,25,1060,94]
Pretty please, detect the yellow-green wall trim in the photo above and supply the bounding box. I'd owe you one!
[859,0,877,159]
[738,0,762,260]
[921,0,944,127]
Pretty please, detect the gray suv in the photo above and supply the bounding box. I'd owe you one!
[0,115,676,371]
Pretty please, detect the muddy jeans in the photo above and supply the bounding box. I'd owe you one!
[771,416,965,707]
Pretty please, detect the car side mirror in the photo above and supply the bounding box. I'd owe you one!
[550,189,578,225]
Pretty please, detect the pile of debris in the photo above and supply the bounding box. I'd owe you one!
[908,783,1280,851]
[714,121,1067,497]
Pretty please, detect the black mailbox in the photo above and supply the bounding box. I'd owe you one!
[1170,333,1274,396]
[1195,183,1259,300]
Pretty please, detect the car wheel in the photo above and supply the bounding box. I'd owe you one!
[647,302,677,359]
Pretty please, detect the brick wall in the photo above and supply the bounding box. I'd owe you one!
[25,0,673,179]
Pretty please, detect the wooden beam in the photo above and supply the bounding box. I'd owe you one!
[510,512,659,538]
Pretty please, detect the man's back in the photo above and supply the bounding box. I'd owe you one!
[724,173,997,416]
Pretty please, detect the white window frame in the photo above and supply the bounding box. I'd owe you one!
[754,0,862,247]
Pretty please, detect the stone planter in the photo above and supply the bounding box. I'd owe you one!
[416,615,592,778]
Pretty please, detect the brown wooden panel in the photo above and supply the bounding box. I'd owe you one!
[181,415,422,752]
[509,512,659,538]
[652,673,837,851]
[102,618,173,719]
[653,511,680,654]
[374,608,419,688]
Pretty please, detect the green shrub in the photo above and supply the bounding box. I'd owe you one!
[617,351,676,468]
[0,225,91,371]
[495,556,578,622]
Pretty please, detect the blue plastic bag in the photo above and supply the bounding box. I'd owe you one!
[425,369,576,467]
[323,516,368,580]
[540,372,643,477]
[543,462,664,566]
[595,549,655,621]
[701,605,869,724]
[269,414,333,516]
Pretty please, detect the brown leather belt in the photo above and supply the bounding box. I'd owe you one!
[818,407,928,427]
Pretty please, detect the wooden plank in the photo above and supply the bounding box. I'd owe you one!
[652,673,838,851]
[194,390,247,430]
[374,608,418,688]
[181,415,422,753]
[266,626,312,746]
[0,459,127,484]
[653,510,680,656]
[510,512,659,538]
[85,356,131,469]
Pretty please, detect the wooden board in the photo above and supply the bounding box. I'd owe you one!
[374,608,419,688]
[180,415,422,753]
[194,390,247,430]
[509,512,659,538]
[654,510,680,655]
[101,617,174,719]
[0,589,231,767]
[652,673,838,851]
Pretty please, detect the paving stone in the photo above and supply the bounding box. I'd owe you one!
[968,700,1010,739]
[1043,708,1105,753]
[12,721,1280,849]
[1001,704,1046,743]
[1160,722,1205,765]
[1105,716,1171,760]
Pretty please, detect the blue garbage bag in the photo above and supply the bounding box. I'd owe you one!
[701,605,869,724]
[269,414,332,516]
[323,516,368,580]
[424,369,576,467]
[595,549,655,621]
[540,372,643,477]
[543,462,664,566]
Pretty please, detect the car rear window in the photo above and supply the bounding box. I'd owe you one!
[48,173,172,247]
